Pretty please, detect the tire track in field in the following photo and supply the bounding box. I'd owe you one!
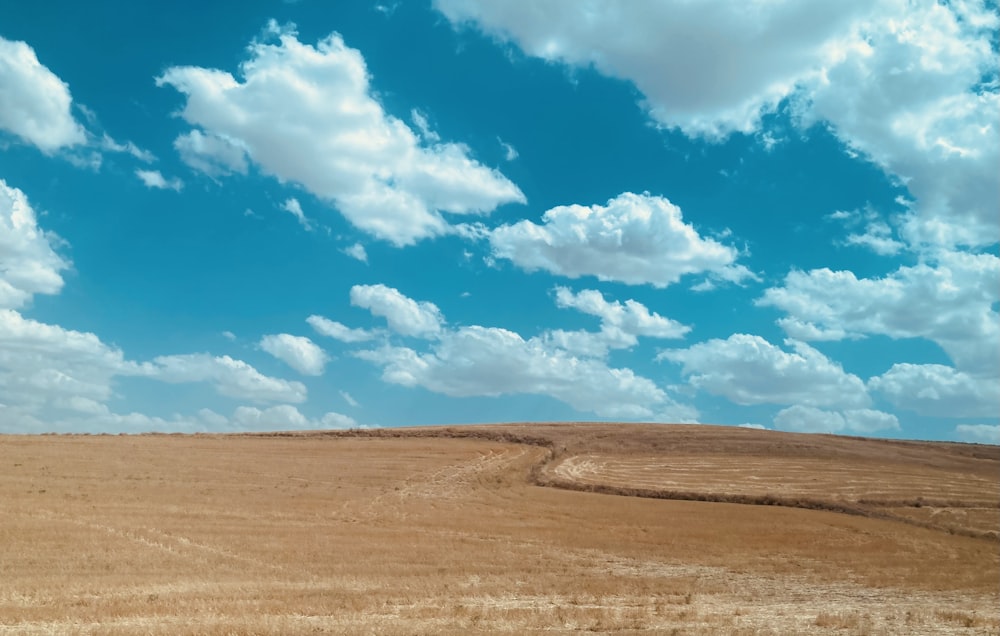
[344,446,529,521]
[24,509,289,575]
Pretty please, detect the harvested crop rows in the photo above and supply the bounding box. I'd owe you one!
[1,423,997,634]
[548,453,999,537]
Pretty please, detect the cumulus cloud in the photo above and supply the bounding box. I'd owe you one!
[319,411,360,428]
[145,353,307,403]
[232,404,357,430]
[869,363,999,418]
[434,0,866,138]
[357,327,694,421]
[0,37,86,153]
[758,252,1000,375]
[490,192,751,288]
[827,208,905,256]
[1,312,300,436]
[798,1,1000,248]
[0,180,351,434]
[555,287,690,339]
[954,424,1000,445]
[0,309,136,426]
[7,399,362,435]
[436,0,999,248]
[350,283,444,338]
[659,334,871,409]
[68,404,359,434]
[157,22,524,245]
[350,285,696,421]
[259,333,329,376]
[135,169,183,191]
[307,314,378,343]
[0,179,318,432]
[547,287,689,355]
[35,404,360,435]
[773,405,900,435]
[0,180,68,309]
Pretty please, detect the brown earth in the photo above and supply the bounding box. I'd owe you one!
[1,423,997,634]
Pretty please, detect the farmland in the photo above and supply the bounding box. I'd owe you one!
[1,423,997,634]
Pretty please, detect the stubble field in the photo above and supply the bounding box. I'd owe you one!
[1,423,997,634]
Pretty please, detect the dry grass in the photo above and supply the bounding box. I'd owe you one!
[1,423,997,634]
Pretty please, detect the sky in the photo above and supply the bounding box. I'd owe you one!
[0,1,997,442]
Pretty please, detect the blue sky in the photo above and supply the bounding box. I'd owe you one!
[1,1,997,442]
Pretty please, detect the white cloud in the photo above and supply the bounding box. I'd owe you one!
[554,287,690,341]
[0,309,136,427]
[0,180,354,434]
[0,37,86,152]
[844,221,904,256]
[827,208,905,256]
[410,108,440,142]
[773,405,900,435]
[436,0,999,249]
[434,0,871,138]
[4,311,296,436]
[100,134,156,163]
[173,129,249,177]
[342,242,368,263]
[954,424,1000,445]
[350,284,696,421]
[0,180,316,431]
[490,192,752,288]
[320,411,359,428]
[547,287,689,356]
[157,23,524,245]
[350,283,444,338]
[259,333,329,376]
[307,314,377,343]
[357,327,695,421]
[759,252,1000,375]
[375,2,400,17]
[135,169,183,191]
[281,197,313,231]
[21,404,361,435]
[145,353,307,403]
[231,404,308,430]
[498,137,518,160]
[236,405,357,431]
[196,408,229,428]
[538,328,617,359]
[659,334,871,409]
[340,390,359,407]
[797,1,1000,249]
[869,363,999,418]
[0,180,68,309]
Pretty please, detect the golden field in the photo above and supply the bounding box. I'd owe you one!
[1,423,997,634]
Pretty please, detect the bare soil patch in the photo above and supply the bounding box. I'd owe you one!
[1,423,997,634]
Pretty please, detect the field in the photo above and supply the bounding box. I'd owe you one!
[1,423,997,634]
